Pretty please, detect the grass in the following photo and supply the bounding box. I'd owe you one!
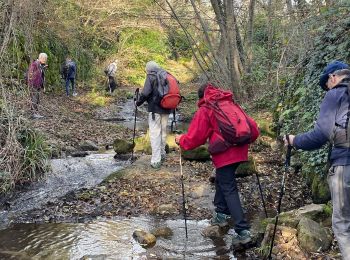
[0,92,50,193]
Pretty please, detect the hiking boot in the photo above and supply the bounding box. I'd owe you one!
[151,162,161,169]
[210,212,231,227]
[161,154,166,162]
[231,229,252,246]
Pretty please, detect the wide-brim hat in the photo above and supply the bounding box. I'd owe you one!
[319,61,349,90]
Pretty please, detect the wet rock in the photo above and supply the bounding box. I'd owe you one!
[79,140,99,151]
[63,146,76,155]
[182,146,210,161]
[297,217,331,252]
[113,139,134,154]
[201,225,224,238]
[71,151,89,157]
[156,204,177,215]
[150,227,173,238]
[132,230,156,248]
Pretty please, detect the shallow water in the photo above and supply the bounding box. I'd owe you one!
[0,152,128,229]
[0,217,237,260]
[117,99,188,133]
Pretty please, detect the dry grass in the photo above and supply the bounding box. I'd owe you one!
[0,85,50,193]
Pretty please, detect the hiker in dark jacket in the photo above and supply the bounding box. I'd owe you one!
[61,56,77,97]
[136,61,171,169]
[104,60,118,93]
[175,83,259,247]
[27,53,48,119]
[285,61,350,259]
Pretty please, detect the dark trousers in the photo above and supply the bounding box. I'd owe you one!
[30,87,41,112]
[107,76,117,93]
[214,163,250,233]
[65,78,75,96]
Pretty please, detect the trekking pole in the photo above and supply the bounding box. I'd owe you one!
[255,171,268,218]
[179,148,188,239]
[131,88,139,162]
[268,135,292,259]
[171,109,177,133]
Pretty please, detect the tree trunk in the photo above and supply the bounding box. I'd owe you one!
[210,0,230,84]
[246,0,255,73]
[225,0,241,94]
[189,0,226,79]
[267,0,273,83]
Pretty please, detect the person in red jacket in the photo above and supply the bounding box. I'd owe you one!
[175,83,259,246]
[27,53,48,119]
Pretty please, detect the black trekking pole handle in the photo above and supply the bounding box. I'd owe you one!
[268,135,292,259]
[131,88,139,161]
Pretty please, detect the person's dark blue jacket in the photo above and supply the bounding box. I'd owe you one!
[294,79,350,166]
[66,61,76,79]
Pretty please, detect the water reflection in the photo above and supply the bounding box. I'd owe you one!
[0,217,237,259]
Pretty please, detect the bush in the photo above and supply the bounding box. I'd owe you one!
[0,98,50,193]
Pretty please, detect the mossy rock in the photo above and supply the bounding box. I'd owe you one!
[236,156,257,177]
[260,214,300,229]
[311,174,330,203]
[132,230,156,248]
[134,131,171,155]
[134,132,152,154]
[297,217,332,252]
[113,139,135,154]
[181,146,210,161]
[150,227,173,238]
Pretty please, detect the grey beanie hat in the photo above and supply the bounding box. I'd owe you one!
[145,61,160,73]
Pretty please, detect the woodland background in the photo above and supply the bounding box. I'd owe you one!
[0,0,349,201]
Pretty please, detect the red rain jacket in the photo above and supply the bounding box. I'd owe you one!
[179,85,259,169]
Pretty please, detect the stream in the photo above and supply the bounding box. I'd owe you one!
[0,99,241,259]
[0,217,237,259]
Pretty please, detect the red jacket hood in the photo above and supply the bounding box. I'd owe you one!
[197,85,234,107]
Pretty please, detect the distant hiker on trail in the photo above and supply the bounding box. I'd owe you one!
[27,53,48,119]
[136,61,172,169]
[284,61,350,259]
[61,56,77,97]
[175,83,259,246]
[104,59,118,93]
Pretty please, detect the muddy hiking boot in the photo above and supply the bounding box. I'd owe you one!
[230,229,252,246]
[210,212,231,227]
[151,161,162,170]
